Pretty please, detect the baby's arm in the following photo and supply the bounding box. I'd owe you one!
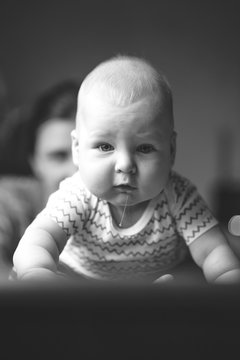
[189,225,240,283]
[13,216,67,280]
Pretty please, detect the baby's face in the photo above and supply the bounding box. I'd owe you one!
[72,95,175,207]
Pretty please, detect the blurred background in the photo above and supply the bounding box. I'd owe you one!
[0,0,240,225]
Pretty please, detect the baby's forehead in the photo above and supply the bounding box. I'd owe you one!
[77,92,171,136]
[79,91,159,118]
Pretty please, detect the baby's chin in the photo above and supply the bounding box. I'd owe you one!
[106,193,152,208]
[93,191,133,206]
[89,185,160,206]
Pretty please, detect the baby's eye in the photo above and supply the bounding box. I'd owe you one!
[137,144,155,154]
[98,143,114,152]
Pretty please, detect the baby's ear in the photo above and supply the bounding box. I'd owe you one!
[71,129,79,167]
[170,131,177,166]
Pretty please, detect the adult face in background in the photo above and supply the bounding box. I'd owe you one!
[0,80,79,203]
[25,80,80,205]
[30,117,77,204]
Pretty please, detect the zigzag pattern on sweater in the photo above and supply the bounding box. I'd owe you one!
[72,231,178,259]
[184,216,214,244]
[175,195,203,222]
[88,202,111,224]
[50,203,84,236]
[47,171,217,279]
[58,186,91,209]
[72,195,175,248]
[79,224,176,248]
[75,245,184,278]
[178,207,206,230]
[51,216,70,236]
[86,248,180,269]
[71,244,176,262]
[170,171,190,203]
[81,208,174,244]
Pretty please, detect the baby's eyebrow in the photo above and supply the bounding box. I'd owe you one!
[136,129,164,139]
[136,131,155,138]
[89,129,114,137]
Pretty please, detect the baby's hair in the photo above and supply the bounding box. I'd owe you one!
[78,55,174,126]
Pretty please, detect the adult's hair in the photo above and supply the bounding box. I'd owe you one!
[0,80,80,176]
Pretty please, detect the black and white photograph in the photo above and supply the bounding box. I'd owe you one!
[0,1,240,359]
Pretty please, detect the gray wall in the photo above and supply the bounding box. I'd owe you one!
[0,0,239,208]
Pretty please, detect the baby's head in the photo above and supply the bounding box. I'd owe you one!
[76,55,174,133]
[72,56,176,207]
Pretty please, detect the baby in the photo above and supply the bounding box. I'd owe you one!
[13,55,240,284]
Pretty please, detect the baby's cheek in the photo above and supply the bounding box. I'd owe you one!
[140,160,161,179]
[85,165,112,195]
[142,164,168,191]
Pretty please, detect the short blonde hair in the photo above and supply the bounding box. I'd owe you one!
[78,55,174,126]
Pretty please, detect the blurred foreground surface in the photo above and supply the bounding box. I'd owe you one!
[0,279,240,360]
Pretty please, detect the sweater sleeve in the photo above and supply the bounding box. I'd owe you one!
[39,174,90,237]
[166,172,218,246]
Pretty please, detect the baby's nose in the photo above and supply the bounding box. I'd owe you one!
[115,152,136,174]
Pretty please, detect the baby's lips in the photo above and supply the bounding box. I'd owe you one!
[228,215,240,236]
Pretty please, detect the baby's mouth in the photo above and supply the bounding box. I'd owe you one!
[114,184,136,192]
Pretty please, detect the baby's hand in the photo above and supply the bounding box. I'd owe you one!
[228,216,240,236]
[19,268,59,282]
[153,274,174,284]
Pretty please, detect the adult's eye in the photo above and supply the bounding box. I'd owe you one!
[98,143,114,152]
[137,144,155,154]
[48,150,69,162]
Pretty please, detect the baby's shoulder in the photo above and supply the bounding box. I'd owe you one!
[165,171,198,206]
[59,172,88,195]
[167,171,196,194]
[168,171,193,191]
[56,172,97,210]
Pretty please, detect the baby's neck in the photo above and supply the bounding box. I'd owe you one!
[110,200,149,229]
